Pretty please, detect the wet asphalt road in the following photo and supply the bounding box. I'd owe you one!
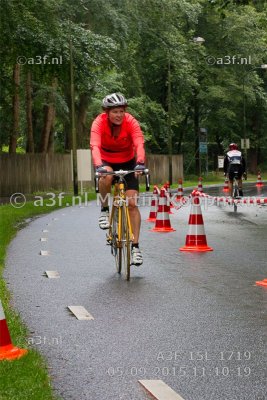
[4,182,267,400]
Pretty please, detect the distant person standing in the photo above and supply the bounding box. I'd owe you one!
[224,143,247,196]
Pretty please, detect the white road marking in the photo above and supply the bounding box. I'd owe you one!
[42,229,49,233]
[53,218,59,221]
[138,380,186,400]
[67,306,94,320]
[40,238,47,242]
[40,250,49,256]
[45,271,60,279]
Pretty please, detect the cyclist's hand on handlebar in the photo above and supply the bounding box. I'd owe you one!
[134,162,146,177]
[134,162,146,172]
[95,165,108,174]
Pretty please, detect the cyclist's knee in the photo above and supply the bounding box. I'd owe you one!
[126,190,139,209]
[127,197,138,209]
[99,166,113,185]
[100,177,113,188]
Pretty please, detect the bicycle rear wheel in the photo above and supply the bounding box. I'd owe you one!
[233,180,239,212]
[233,201,237,213]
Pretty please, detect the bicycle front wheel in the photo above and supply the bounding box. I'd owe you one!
[118,205,131,281]
[111,207,122,274]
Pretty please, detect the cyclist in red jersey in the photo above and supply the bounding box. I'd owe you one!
[90,93,146,266]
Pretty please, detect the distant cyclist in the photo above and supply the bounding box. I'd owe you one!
[223,143,247,196]
[90,93,146,266]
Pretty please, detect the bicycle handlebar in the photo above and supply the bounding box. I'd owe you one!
[94,169,150,193]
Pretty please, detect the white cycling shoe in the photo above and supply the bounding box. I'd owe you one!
[131,247,143,266]
[98,211,110,230]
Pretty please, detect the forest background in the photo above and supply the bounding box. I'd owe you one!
[1,0,267,174]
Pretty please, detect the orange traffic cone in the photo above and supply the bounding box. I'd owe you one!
[164,182,174,211]
[180,192,213,252]
[256,171,263,187]
[161,187,173,214]
[146,186,159,222]
[165,181,170,191]
[197,177,203,192]
[255,278,267,287]
[223,177,229,192]
[0,300,28,360]
[151,187,176,232]
[176,179,184,201]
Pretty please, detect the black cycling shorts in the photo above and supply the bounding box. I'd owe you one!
[102,158,139,191]
[228,164,244,181]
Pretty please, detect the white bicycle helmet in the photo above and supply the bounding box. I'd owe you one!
[102,93,128,109]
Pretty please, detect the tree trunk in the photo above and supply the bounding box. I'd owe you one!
[25,70,35,153]
[64,90,72,151]
[76,93,89,148]
[47,124,55,153]
[177,112,189,153]
[9,64,20,153]
[39,77,57,153]
[250,109,260,173]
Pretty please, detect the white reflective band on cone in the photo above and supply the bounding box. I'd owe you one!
[159,198,166,205]
[157,212,170,220]
[188,225,206,235]
[190,207,202,215]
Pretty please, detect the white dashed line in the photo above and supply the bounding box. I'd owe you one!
[40,250,49,256]
[67,306,94,320]
[138,380,186,400]
[44,271,60,279]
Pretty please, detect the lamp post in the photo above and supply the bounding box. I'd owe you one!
[193,36,205,176]
[167,50,173,185]
[242,64,267,162]
[70,36,78,196]
[193,36,205,45]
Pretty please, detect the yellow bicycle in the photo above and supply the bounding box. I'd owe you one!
[95,169,150,280]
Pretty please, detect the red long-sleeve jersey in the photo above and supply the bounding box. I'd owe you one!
[90,113,145,166]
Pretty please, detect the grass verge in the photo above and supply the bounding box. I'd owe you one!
[0,193,95,400]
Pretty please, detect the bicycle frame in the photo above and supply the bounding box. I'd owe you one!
[110,179,134,245]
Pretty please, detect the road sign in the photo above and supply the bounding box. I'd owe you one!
[199,127,207,142]
[241,138,250,149]
[199,142,207,154]
[218,156,224,169]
